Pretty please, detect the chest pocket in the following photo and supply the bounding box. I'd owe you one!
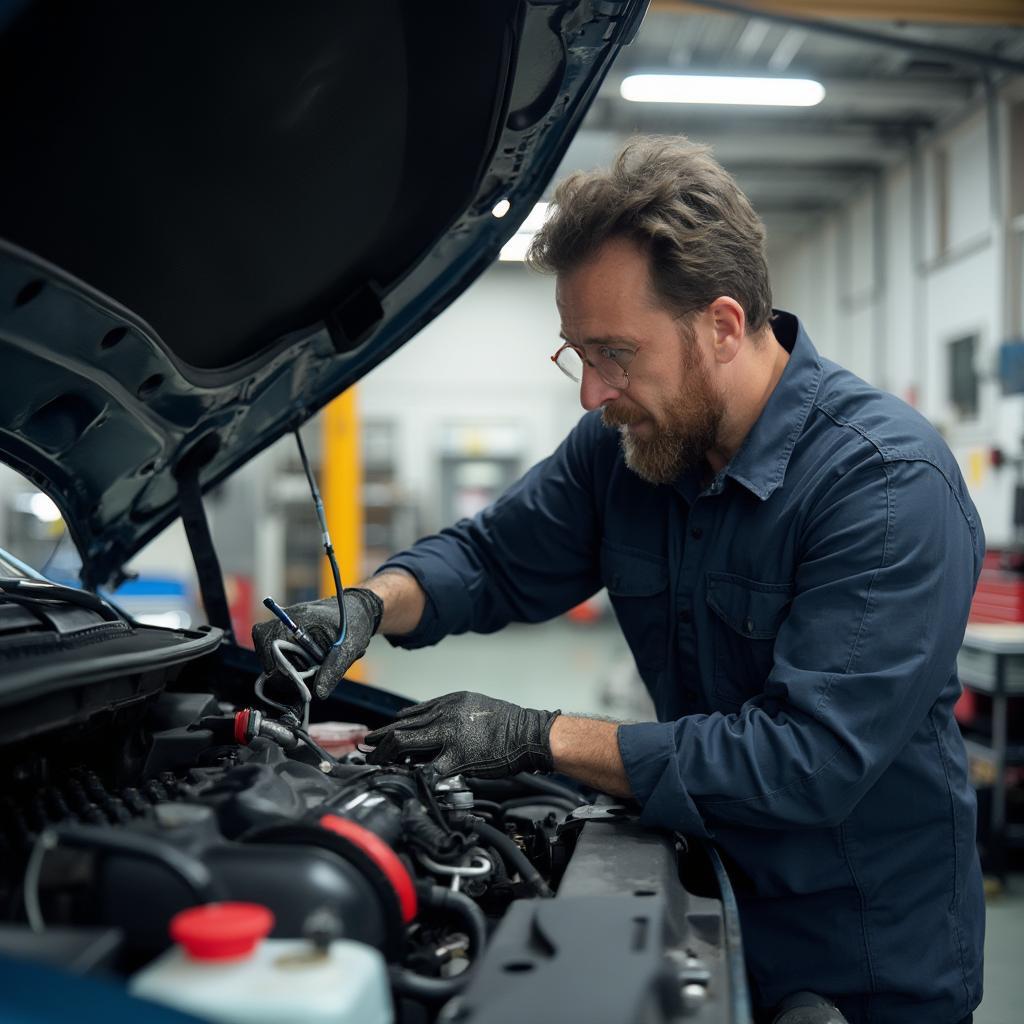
[706,572,792,706]
[600,539,669,681]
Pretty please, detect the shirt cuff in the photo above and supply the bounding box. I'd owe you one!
[617,721,712,838]
[376,555,460,649]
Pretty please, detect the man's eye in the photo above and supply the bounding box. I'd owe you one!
[598,346,629,365]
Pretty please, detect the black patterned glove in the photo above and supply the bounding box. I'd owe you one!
[251,588,384,699]
[364,691,560,779]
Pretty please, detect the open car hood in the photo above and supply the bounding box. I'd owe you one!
[0,1,646,590]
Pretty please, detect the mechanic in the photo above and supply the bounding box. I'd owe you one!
[254,137,984,1024]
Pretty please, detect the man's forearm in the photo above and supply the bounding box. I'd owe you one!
[361,568,426,636]
[549,715,634,798]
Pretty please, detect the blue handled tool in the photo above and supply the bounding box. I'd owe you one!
[262,596,327,663]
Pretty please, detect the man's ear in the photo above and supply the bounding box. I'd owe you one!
[708,297,745,365]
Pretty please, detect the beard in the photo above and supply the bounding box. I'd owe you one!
[601,340,723,485]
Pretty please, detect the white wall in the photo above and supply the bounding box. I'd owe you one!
[359,265,580,536]
[22,84,1024,603]
[771,89,1024,547]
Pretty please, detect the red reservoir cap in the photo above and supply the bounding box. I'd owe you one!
[170,902,275,961]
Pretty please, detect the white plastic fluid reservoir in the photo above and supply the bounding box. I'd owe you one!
[129,902,393,1024]
[307,721,368,757]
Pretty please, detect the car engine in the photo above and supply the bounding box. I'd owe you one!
[0,624,748,1024]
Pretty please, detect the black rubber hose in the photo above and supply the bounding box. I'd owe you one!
[390,886,488,1002]
[510,773,587,805]
[368,774,418,800]
[466,816,553,897]
[469,799,502,817]
[499,795,578,817]
[402,807,472,864]
[49,824,223,904]
[291,725,340,767]
[258,719,299,750]
[389,966,466,1002]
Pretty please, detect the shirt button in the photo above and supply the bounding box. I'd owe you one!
[690,527,703,540]
[678,609,692,624]
[744,617,755,633]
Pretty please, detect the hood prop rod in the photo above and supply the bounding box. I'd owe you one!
[175,450,233,641]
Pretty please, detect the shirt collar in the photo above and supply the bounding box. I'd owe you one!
[720,309,823,502]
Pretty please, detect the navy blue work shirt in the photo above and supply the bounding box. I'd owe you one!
[383,311,985,1024]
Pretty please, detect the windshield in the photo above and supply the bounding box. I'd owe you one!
[0,548,45,581]
[0,465,200,629]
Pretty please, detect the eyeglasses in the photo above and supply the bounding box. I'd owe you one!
[550,341,637,390]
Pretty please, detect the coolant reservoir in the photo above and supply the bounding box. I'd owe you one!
[307,721,368,757]
[129,902,392,1024]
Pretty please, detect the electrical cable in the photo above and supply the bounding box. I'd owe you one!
[253,672,295,719]
[465,816,553,898]
[23,830,55,932]
[0,581,121,623]
[292,724,342,768]
[294,428,347,649]
[38,526,68,578]
[270,639,314,727]
[24,824,222,932]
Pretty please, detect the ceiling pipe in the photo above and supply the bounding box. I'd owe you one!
[675,0,1024,75]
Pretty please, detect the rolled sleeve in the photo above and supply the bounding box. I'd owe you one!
[618,720,712,837]
[376,554,454,649]
[378,413,608,649]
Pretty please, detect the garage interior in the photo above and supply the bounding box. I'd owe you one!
[2,2,1024,1022]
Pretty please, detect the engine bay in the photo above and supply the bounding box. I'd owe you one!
[0,621,746,1024]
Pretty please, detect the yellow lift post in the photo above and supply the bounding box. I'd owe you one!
[320,387,366,681]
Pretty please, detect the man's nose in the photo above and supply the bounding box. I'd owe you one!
[579,364,622,411]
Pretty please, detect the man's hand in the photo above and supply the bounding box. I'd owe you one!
[364,691,560,779]
[251,588,383,699]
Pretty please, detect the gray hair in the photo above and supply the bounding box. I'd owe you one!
[527,135,773,334]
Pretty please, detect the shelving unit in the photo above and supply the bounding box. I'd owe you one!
[362,419,418,578]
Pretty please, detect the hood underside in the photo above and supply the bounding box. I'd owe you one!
[0,0,646,589]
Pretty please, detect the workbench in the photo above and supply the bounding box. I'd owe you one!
[957,623,1024,879]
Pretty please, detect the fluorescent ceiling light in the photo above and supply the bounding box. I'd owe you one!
[15,491,62,522]
[621,74,825,107]
[499,202,550,262]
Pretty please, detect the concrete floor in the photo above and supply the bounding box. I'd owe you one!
[977,873,1024,1024]
[363,617,1024,1023]
[363,617,641,716]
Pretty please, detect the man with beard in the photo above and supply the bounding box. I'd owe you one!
[253,137,984,1024]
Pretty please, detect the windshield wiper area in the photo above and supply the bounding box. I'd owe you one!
[0,579,123,623]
